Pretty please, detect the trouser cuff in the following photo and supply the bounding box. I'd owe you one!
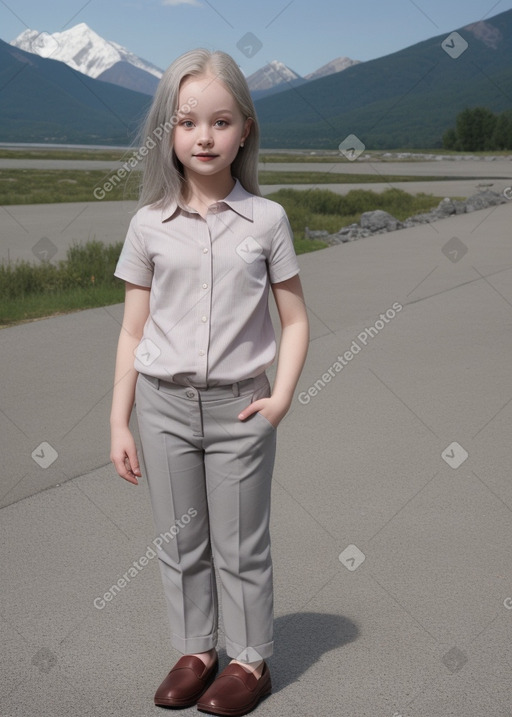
[225,638,274,661]
[171,633,218,655]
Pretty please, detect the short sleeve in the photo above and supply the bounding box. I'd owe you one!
[267,209,300,284]
[114,212,153,287]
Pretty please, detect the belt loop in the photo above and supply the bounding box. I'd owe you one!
[232,381,240,397]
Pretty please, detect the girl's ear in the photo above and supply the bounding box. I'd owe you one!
[241,117,253,143]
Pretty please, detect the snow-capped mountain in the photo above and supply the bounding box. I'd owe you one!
[246,60,302,92]
[11,23,360,99]
[305,56,360,81]
[246,57,361,100]
[11,23,163,95]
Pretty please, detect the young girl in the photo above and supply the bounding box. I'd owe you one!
[110,48,309,717]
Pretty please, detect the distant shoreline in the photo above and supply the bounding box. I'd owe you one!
[1,143,511,161]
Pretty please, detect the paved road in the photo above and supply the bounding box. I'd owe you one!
[0,159,128,170]
[2,158,510,265]
[1,200,511,716]
[259,158,512,177]
[2,156,512,178]
[2,179,511,264]
[1,199,136,263]
[260,179,511,199]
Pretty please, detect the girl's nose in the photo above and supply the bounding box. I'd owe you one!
[198,128,213,147]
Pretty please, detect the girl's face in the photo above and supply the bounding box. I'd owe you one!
[173,73,252,185]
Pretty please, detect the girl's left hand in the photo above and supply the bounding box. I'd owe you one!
[238,396,290,429]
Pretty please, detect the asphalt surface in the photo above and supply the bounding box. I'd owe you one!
[2,157,511,264]
[2,156,512,176]
[1,175,509,264]
[1,176,512,715]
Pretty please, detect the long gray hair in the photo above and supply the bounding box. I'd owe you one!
[135,48,261,208]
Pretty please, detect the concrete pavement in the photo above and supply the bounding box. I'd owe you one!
[2,156,512,176]
[1,196,512,716]
[2,185,511,264]
[2,156,511,263]
[1,199,136,263]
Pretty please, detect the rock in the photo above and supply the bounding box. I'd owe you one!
[403,216,429,227]
[304,227,329,239]
[309,189,507,247]
[360,210,403,232]
[465,190,507,213]
[435,198,457,217]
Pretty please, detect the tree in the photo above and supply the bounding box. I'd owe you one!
[491,111,512,150]
[442,127,458,150]
[441,106,512,151]
[455,107,497,151]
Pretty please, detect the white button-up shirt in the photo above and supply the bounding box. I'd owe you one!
[114,180,300,387]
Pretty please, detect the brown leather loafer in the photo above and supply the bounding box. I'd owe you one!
[197,661,271,716]
[154,654,218,708]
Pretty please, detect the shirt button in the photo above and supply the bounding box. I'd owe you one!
[202,283,208,289]
[203,248,209,254]
[199,350,205,356]
[201,315,207,322]
[186,389,195,399]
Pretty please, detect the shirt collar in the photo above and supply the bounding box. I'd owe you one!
[160,178,254,222]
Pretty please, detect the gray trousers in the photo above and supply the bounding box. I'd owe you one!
[135,371,277,661]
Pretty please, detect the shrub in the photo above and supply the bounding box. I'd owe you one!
[0,240,124,300]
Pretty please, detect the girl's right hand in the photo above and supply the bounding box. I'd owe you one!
[110,426,142,485]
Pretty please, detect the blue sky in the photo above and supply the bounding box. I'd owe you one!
[1,0,511,77]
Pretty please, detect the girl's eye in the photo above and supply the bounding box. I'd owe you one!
[181,120,194,128]
[215,120,228,127]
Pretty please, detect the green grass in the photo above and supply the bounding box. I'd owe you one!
[266,187,443,240]
[0,285,125,326]
[0,168,462,205]
[0,169,140,204]
[2,147,511,162]
[0,241,125,326]
[258,171,461,184]
[0,148,127,161]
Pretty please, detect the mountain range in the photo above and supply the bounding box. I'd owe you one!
[10,24,359,98]
[246,58,360,100]
[2,9,512,148]
[11,23,163,96]
[255,8,512,148]
[0,38,150,145]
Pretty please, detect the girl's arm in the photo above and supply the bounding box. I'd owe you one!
[238,274,309,427]
[110,283,151,485]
